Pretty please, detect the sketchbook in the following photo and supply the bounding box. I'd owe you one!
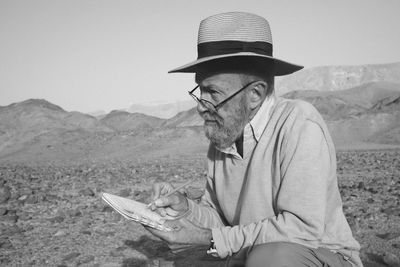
[101,192,174,232]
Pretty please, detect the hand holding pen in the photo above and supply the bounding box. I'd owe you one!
[148,180,193,218]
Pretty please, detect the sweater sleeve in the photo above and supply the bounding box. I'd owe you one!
[185,170,227,228]
[212,119,331,258]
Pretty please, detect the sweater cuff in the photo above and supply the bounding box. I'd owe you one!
[185,198,202,224]
[211,227,230,258]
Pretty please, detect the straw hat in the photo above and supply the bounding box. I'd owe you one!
[169,12,303,76]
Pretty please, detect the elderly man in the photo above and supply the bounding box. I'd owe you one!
[146,12,362,267]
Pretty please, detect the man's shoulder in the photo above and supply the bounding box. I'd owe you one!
[273,97,324,124]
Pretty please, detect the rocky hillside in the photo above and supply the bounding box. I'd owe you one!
[0,99,112,157]
[100,110,163,132]
[283,82,400,147]
[1,62,400,162]
[283,81,400,120]
[162,107,202,128]
[0,99,208,163]
[127,100,195,119]
[276,62,400,95]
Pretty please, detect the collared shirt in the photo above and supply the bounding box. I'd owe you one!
[217,95,275,159]
[186,97,362,267]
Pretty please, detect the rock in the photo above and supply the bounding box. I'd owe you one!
[393,243,400,249]
[79,188,95,197]
[25,225,34,231]
[120,258,149,267]
[383,252,400,267]
[0,208,7,216]
[0,186,11,203]
[4,225,23,235]
[54,230,67,237]
[80,230,91,235]
[66,208,82,217]
[119,188,131,197]
[0,257,11,265]
[109,249,123,257]
[133,190,142,197]
[18,195,28,201]
[49,215,65,223]
[102,205,113,213]
[367,186,379,194]
[95,229,115,237]
[0,238,14,250]
[25,195,39,204]
[99,262,119,267]
[19,188,33,196]
[366,252,384,264]
[0,215,18,224]
[376,232,400,240]
[158,260,175,267]
[367,198,374,204]
[347,216,360,233]
[6,209,16,215]
[357,181,365,190]
[62,252,81,261]
[18,212,32,221]
[77,255,95,265]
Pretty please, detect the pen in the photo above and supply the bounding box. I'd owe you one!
[147,180,194,208]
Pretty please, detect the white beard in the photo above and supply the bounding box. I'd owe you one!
[202,97,249,149]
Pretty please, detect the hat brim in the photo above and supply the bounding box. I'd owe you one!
[168,52,303,76]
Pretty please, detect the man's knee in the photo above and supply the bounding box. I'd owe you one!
[245,242,313,267]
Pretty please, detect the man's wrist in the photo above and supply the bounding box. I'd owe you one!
[206,236,218,257]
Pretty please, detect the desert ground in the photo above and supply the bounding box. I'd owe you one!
[0,148,399,267]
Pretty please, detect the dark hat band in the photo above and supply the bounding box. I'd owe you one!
[197,41,273,59]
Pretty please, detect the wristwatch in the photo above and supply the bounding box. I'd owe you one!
[206,238,218,257]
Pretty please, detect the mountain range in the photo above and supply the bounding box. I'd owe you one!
[1,62,399,162]
[275,62,400,95]
[114,62,400,119]
[127,101,196,119]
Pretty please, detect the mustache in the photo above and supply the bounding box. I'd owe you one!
[200,111,223,124]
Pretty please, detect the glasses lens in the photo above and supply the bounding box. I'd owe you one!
[199,99,217,113]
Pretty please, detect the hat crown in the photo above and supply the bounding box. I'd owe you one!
[198,12,273,44]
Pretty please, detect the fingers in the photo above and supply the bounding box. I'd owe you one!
[152,182,174,201]
[150,183,189,217]
[164,207,180,217]
[154,194,180,208]
[143,224,178,243]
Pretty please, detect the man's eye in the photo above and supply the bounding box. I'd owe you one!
[200,88,218,96]
[210,93,219,101]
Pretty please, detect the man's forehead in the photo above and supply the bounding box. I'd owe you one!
[196,72,242,87]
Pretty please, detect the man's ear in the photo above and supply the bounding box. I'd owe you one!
[248,81,267,109]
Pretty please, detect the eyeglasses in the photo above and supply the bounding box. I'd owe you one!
[188,81,258,113]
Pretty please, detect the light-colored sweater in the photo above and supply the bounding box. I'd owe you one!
[186,96,363,267]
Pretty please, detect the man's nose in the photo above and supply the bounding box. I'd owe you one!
[196,91,210,113]
[197,100,208,113]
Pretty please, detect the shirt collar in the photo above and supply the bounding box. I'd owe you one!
[215,94,276,158]
[248,93,276,142]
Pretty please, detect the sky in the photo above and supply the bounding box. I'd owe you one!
[1,0,399,113]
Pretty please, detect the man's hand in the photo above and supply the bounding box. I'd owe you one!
[149,182,189,218]
[145,182,212,247]
[145,217,212,245]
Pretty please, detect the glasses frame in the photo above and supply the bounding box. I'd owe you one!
[188,81,258,113]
